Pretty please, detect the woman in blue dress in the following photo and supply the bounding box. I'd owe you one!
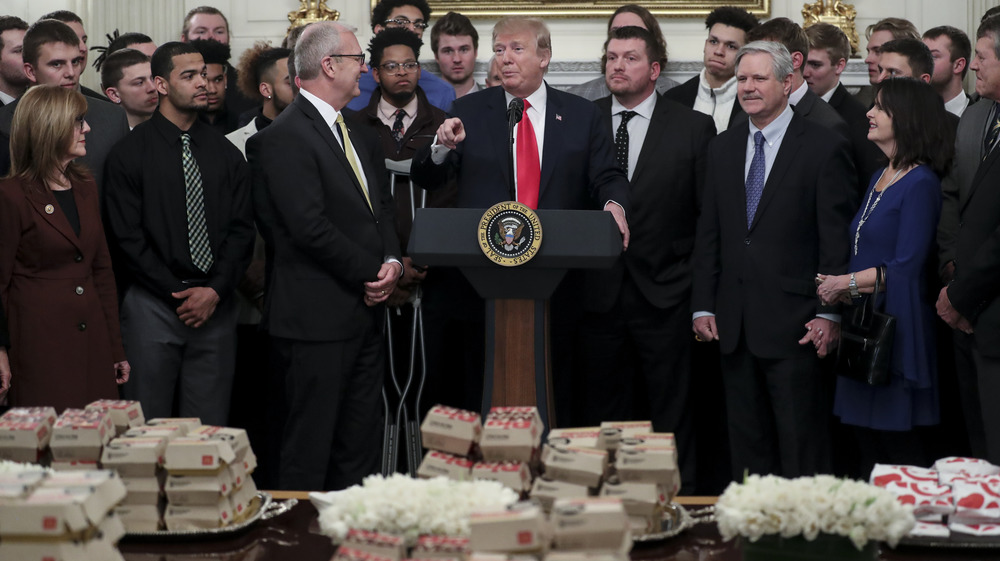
[816,78,954,476]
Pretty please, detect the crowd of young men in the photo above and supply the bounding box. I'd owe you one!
[0,2,997,495]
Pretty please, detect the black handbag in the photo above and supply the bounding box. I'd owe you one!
[836,267,895,386]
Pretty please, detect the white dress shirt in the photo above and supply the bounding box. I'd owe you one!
[377,94,419,132]
[300,87,368,193]
[944,91,969,117]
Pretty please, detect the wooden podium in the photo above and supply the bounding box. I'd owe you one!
[408,208,621,428]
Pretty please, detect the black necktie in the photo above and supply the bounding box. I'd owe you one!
[615,110,637,175]
[392,109,406,149]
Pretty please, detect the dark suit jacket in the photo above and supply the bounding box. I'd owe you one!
[945,99,1000,354]
[410,83,629,213]
[0,94,128,189]
[587,94,716,312]
[692,110,857,358]
[248,94,401,342]
[939,98,990,273]
[829,83,884,195]
[663,75,745,130]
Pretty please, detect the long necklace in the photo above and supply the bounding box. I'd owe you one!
[854,166,905,255]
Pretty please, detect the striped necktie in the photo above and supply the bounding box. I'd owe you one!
[180,133,213,273]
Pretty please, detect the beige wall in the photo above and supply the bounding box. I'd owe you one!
[3,0,995,92]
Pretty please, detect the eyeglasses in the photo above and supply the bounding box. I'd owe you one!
[75,115,87,132]
[379,61,420,73]
[330,53,367,66]
[383,18,428,30]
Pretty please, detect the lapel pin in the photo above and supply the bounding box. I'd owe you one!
[555,114,562,121]
[44,204,54,214]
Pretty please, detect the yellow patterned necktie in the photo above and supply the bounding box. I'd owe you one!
[335,114,372,210]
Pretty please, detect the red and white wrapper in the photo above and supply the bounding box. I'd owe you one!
[934,457,1000,477]
[953,478,1000,521]
[870,464,939,487]
[908,521,950,538]
[949,520,1000,536]
[883,481,954,516]
[939,472,1000,487]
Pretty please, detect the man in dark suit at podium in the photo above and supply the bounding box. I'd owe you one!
[585,26,715,493]
[692,41,856,478]
[411,16,629,425]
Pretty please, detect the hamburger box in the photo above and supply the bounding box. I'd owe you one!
[50,460,101,472]
[123,425,186,441]
[0,469,48,488]
[599,479,666,518]
[0,481,34,504]
[38,470,128,513]
[547,428,601,450]
[163,437,236,472]
[614,446,679,497]
[49,410,115,462]
[343,528,407,561]
[2,407,58,426]
[121,474,164,505]
[417,451,474,481]
[481,408,543,464]
[596,421,653,453]
[145,418,202,434]
[188,426,251,462]
[85,400,145,435]
[165,469,234,505]
[101,436,167,477]
[540,445,608,487]
[551,498,630,552]
[618,433,675,450]
[420,405,482,456]
[411,535,470,560]
[472,461,532,493]
[0,418,52,462]
[113,503,163,532]
[164,495,233,530]
[238,447,258,475]
[230,477,258,520]
[227,454,251,489]
[0,479,125,538]
[529,477,591,512]
[469,503,547,553]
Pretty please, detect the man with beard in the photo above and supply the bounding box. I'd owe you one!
[103,42,254,426]
[0,16,28,105]
[190,39,238,133]
[226,43,293,156]
[101,49,158,129]
[584,26,715,493]
[431,12,479,98]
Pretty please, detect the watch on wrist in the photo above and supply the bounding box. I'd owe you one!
[848,273,860,299]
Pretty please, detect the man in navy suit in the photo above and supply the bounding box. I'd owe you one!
[692,41,856,479]
[411,16,629,425]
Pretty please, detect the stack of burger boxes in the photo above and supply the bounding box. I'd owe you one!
[410,535,470,561]
[48,409,115,471]
[0,469,128,560]
[417,405,481,481]
[187,425,258,517]
[473,408,543,495]
[0,407,57,464]
[469,501,549,555]
[85,400,145,436]
[101,434,168,532]
[548,498,630,559]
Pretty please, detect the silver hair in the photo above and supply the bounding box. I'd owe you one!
[295,21,357,81]
[735,40,794,80]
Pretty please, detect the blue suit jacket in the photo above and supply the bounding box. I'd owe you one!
[411,84,629,213]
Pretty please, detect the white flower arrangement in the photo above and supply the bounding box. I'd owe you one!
[311,474,518,543]
[0,460,49,474]
[716,474,915,550]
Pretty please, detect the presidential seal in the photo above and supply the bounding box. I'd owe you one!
[478,201,543,267]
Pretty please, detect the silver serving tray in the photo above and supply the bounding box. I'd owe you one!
[123,492,297,540]
[632,502,696,543]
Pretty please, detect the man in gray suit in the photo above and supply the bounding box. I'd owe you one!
[0,19,128,189]
[745,18,850,141]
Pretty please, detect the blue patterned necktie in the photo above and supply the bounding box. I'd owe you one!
[180,133,213,273]
[745,131,766,228]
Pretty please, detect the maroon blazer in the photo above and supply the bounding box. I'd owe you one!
[0,175,124,410]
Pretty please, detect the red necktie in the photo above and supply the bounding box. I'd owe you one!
[516,99,540,209]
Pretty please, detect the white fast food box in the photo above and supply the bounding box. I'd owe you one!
[472,460,532,493]
[529,477,591,512]
[164,496,234,530]
[120,475,163,505]
[417,451,474,481]
[230,477,258,520]
[86,400,145,434]
[0,418,52,457]
[113,503,163,532]
[50,410,115,461]
[551,498,630,552]
[145,418,202,434]
[599,479,666,517]
[547,428,601,450]
[420,405,482,456]
[165,470,235,505]
[0,481,123,538]
[541,445,608,488]
[481,408,542,464]
[188,426,251,461]
[101,436,167,477]
[614,446,680,497]
[164,437,236,472]
[469,503,547,553]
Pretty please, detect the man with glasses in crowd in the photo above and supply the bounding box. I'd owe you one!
[346,0,455,112]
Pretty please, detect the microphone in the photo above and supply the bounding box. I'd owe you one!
[506,98,524,202]
[507,97,524,124]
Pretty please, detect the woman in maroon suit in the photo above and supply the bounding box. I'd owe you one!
[0,86,129,410]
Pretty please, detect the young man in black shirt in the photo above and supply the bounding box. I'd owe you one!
[103,41,254,426]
